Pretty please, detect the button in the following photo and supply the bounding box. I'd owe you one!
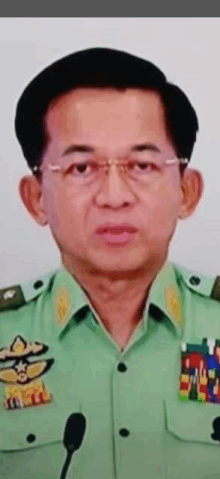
[33,280,44,289]
[189,276,201,286]
[26,434,36,443]
[117,362,127,372]
[119,428,130,437]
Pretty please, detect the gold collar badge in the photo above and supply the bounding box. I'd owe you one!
[166,285,182,325]
[55,285,71,326]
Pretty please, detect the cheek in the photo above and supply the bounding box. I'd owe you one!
[152,178,182,220]
[156,194,180,218]
[43,187,83,236]
[142,187,181,236]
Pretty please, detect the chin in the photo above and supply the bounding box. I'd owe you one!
[86,254,151,276]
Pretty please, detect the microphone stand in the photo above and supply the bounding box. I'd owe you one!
[60,448,75,479]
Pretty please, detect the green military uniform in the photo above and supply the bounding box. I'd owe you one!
[1,262,220,479]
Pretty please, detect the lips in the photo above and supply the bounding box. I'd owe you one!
[96,223,137,234]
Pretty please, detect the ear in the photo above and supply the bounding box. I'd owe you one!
[178,168,204,219]
[19,175,48,226]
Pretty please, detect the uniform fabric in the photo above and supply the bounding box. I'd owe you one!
[0,262,220,479]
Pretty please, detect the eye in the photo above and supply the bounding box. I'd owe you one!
[129,160,157,173]
[136,161,151,170]
[75,163,88,174]
[65,161,97,177]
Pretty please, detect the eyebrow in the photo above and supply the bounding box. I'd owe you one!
[61,142,161,157]
[62,145,94,156]
[131,143,161,153]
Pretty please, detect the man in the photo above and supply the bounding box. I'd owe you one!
[0,47,220,479]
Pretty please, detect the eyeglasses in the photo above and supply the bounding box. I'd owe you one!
[32,155,189,189]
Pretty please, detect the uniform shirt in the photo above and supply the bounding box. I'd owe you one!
[1,261,220,479]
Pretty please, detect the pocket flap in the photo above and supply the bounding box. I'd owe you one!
[165,397,220,445]
[0,401,81,451]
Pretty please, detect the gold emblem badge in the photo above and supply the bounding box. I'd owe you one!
[0,335,54,409]
[166,285,182,325]
[55,286,71,326]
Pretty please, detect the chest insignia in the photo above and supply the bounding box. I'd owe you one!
[0,335,54,410]
[179,338,220,404]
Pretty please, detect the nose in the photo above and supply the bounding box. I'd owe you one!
[94,160,136,209]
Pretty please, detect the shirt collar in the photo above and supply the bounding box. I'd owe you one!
[51,261,184,339]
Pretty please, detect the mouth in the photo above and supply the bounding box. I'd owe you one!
[96,223,137,234]
[96,224,137,245]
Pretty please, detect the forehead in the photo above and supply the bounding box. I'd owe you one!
[45,87,171,150]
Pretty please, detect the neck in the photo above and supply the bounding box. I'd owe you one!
[61,255,166,347]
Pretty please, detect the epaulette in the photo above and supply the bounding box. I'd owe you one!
[0,269,58,312]
[174,264,220,302]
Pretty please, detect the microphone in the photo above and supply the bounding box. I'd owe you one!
[60,413,86,479]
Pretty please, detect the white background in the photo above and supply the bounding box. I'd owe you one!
[0,18,219,288]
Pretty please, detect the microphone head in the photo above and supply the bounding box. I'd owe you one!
[63,413,86,452]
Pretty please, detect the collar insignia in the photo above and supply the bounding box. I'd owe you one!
[166,285,182,324]
[55,285,71,326]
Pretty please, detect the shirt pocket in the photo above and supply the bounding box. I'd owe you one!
[0,403,71,451]
[0,401,83,479]
[165,397,220,444]
[0,351,82,451]
[164,397,220,479]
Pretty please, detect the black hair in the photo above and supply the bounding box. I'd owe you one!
[15,47,198,179]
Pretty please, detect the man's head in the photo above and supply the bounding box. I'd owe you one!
[15,47,198,177]
[16,47,203,278]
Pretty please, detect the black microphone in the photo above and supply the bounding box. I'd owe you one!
[60,413,86,479]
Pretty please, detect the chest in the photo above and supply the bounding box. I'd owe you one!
[1,306,220,479]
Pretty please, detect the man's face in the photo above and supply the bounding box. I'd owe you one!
[39,88,186,275]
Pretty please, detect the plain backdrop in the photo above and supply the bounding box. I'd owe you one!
[0,18,220,288]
